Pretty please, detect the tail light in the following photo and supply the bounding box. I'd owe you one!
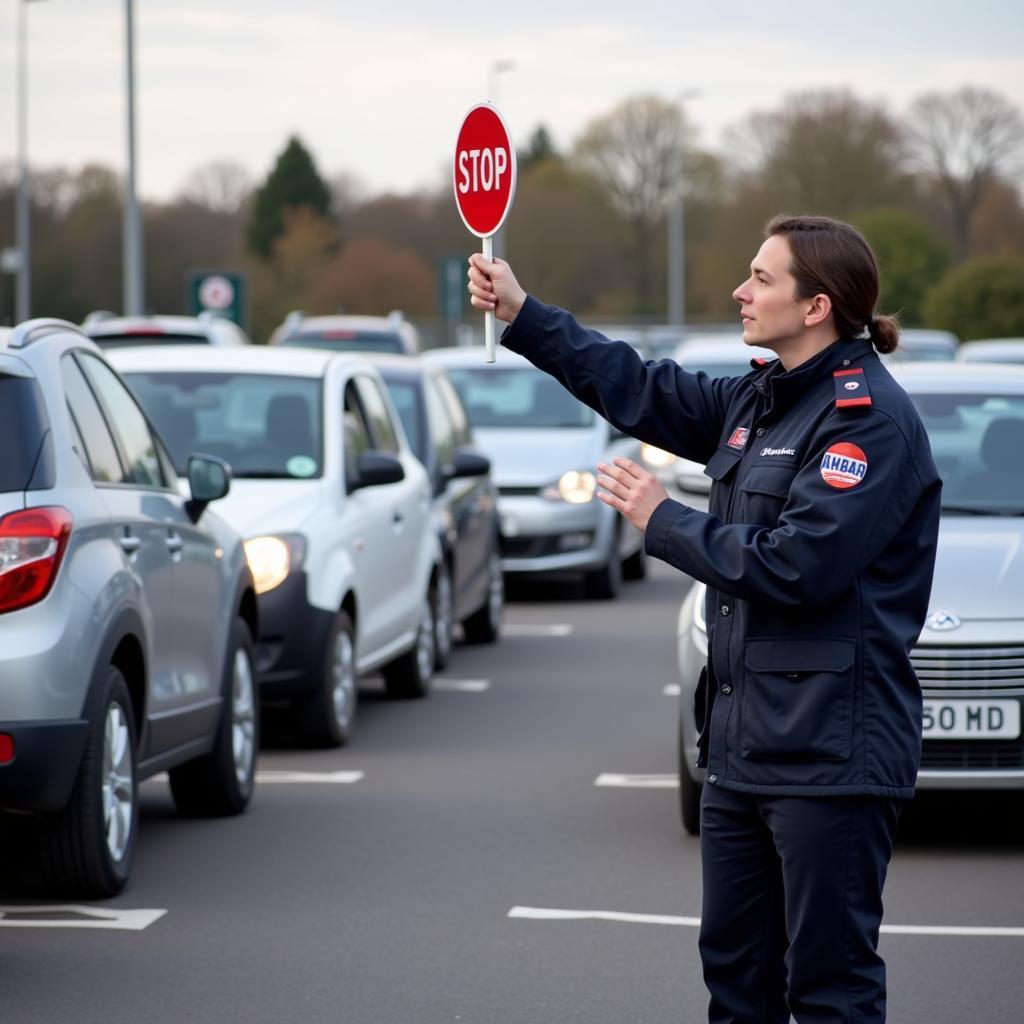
[0,507,73,614]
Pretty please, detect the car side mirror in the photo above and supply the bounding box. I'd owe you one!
[349,450,405,492]
[186,453,231,521]
[447,448,491,479]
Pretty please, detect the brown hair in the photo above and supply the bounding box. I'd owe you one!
[765,214,900,355]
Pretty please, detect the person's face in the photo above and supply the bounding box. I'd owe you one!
[732,234,811,349]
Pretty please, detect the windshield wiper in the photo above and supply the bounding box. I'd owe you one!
[940,504,1022,516]
[231,470,299,479]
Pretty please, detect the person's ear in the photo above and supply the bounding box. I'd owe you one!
[804,292,832,328]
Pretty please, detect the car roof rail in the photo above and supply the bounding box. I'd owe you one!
[283,309,305,328]
[81,309,119,330]
[387,309,405,327]
[9,318,88,349]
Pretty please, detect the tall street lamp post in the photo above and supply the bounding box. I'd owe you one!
[15,0,49,323]
[667,89,700,331]
[123,0,144,315]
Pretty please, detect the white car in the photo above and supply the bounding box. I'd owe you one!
[268,311,421,354]
[82,312,251,348]
[956,338,1024,365]
[109,345,442,746]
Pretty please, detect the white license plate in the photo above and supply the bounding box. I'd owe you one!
[922,700,1021,739]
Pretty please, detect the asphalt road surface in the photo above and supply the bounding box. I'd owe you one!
[3,559,1024,1024]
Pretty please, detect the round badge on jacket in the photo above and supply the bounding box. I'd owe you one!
[820,442,868,489]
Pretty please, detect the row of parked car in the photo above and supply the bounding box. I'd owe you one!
[0,310,652,898]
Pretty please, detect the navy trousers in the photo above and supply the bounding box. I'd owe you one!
[699,783,902,1024]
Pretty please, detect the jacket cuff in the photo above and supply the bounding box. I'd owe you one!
[644,497,692,559]
[500,294,554,353]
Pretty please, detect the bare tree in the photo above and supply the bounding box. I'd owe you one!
[905,86,1024,261]
[573,95,694,312]
[179,160,253,214]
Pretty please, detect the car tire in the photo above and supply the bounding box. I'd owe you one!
[296,610,358,747]
[383,593,435,699]
[679,722,702,836]
[41,665,138,898]
[169,618,259,817]
[622,541,648,581]
[584,548,622,600]
[433,561,454,671]
[462,551,503,645]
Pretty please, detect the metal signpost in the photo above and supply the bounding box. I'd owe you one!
[453,104,517,363]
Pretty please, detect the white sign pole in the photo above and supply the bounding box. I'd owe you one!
[483,234,495,363]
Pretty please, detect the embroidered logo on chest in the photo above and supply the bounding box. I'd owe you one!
[820,442,868,489]
[727,427,749,450]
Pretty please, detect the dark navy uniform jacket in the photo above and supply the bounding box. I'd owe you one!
[503,295,942,798]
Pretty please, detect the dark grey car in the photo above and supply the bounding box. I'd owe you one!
[0,320,259,897]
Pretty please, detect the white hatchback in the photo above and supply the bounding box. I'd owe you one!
[110,345,442,746]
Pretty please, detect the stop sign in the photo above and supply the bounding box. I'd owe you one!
[453,104,517,238]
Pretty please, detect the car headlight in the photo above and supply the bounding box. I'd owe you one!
[244,534,307,595]
[641,443,675,468]
[542,470,597,504]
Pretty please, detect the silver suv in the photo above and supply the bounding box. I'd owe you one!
[82,310,251,348]
[0,320,259,897]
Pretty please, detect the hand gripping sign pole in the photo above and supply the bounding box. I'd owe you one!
[453,104,517,363]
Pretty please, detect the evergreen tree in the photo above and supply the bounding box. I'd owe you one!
[247,136,331,258]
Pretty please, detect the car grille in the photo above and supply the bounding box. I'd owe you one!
[921,739,1024,770]
[912,644,1024,691]
[498,485,540,497]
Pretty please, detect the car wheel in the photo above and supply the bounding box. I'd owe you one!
[679,721,702,836]
[584,547,622,600]
[462,551,503,644]
[296,610,358,747]
[41,665,138,898]
[622,541,647,581]
[169,618,259,816]
[433,562,454,670]
[383,593,435,699]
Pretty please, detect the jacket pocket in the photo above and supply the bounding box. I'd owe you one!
[738,464,798,526]
[704,446,742,483]
[740,639,855,762]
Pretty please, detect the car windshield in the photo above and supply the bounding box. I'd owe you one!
[382,379,424,461]
[93,333,210,348]
[281,331,404,354]
[911,392,1024,515]
[444,367,595,429]
[124,372,323,479]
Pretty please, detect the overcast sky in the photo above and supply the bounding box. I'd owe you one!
[2,0,1023,202]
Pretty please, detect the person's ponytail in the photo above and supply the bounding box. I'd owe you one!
[867,313,901,355]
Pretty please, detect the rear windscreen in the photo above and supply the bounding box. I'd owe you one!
[281,332,404,354]
[93,334,210,349]
[0,375,54,493]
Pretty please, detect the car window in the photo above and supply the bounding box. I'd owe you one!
[424,377,457,470]
[282,331,405,354]
[434,372,473,447]
[77,354,165,488]
[381,379,424,462]
[911,392,1024,513]
[124,372,323,480]
[343,382,374,485]
[354,376,400,454]
[444,366,595,429]
[60,355,126,484]
[0,373,55,493]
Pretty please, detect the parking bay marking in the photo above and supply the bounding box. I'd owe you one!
[503,623,574,637]
[595,773,679,789]
[149,770,364,785]
[663,684,681,697]
[433,678,491,693]
[0,906,167,931]
[508,906,1024,938]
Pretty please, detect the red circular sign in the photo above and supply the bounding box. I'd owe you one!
[453,104,517,238]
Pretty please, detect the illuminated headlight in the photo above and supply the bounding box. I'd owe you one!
[542,470,597,504]
[244,534,306,595]
[641,443,675,468]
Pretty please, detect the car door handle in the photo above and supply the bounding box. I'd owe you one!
[166,531,183,554]
[392,509,404,525]
[119,532,141,555]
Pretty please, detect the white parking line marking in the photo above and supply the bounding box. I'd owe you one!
[503,624,574,637]
[595,773,679,788]
[255,770,364,784]
[662,684,681,697]
[433,678,491,693]
[0,906,167,931]
[508,906,1024,938]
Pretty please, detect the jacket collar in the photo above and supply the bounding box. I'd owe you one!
[753,337,874,411]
